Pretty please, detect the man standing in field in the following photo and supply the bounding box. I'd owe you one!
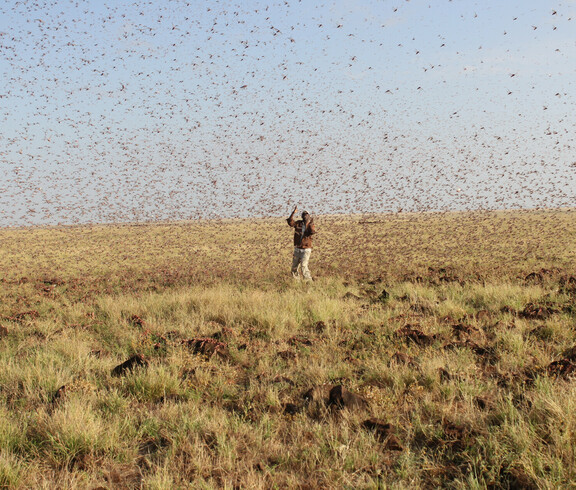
[287,205,316,281]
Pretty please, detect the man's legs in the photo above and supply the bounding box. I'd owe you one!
[300,249,313,281]
[291,248,303,279]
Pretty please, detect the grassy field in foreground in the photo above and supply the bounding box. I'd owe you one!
[1,209,576,488]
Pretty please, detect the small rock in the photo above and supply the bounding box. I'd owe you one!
[378,289,390,302]
[111,354,148,376]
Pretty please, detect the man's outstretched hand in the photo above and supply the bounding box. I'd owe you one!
[292,205,298,214]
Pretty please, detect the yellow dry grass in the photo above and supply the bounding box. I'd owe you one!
[0,209,576,488]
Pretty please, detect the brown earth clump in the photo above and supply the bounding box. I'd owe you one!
[547,359,576,378]
[283,403,301,415]
[210,327,236,341]
[328,385,368,411]
[438,367,454,382]
[128,314,146,327]
[474,309,493,322]
[277,350,297,360]
[361,419,403,450]
[395,325,438,346]
[561,345,576,361]
[302,384,335,405]
[50,385,67,405]
[441,421,476,451]
[301,384,368,414]
[2,310,39,323]
[492,465,538,490]
[389,352,419,368]
[111,354,148,376]
[182,338,229,359]
[520,303,558,320]
[524,272,543,283]
[314,321,327,333]
[288,336,314,347]
[451,323,486,344]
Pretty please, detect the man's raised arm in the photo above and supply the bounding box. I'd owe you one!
[287,205,298,227]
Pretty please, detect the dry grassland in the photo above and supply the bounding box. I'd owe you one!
[1,209,576,488]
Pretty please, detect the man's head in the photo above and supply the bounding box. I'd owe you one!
[301,211,310,220]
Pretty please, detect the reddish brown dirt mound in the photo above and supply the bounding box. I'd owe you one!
[182,338,229,359]
[451,323,486,343]
[395,325,438,346]
[520,303,558,320]
[547,359,576,378]
[288,336,314,346]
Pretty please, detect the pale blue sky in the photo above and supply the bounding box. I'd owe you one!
[1,0,575,225]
